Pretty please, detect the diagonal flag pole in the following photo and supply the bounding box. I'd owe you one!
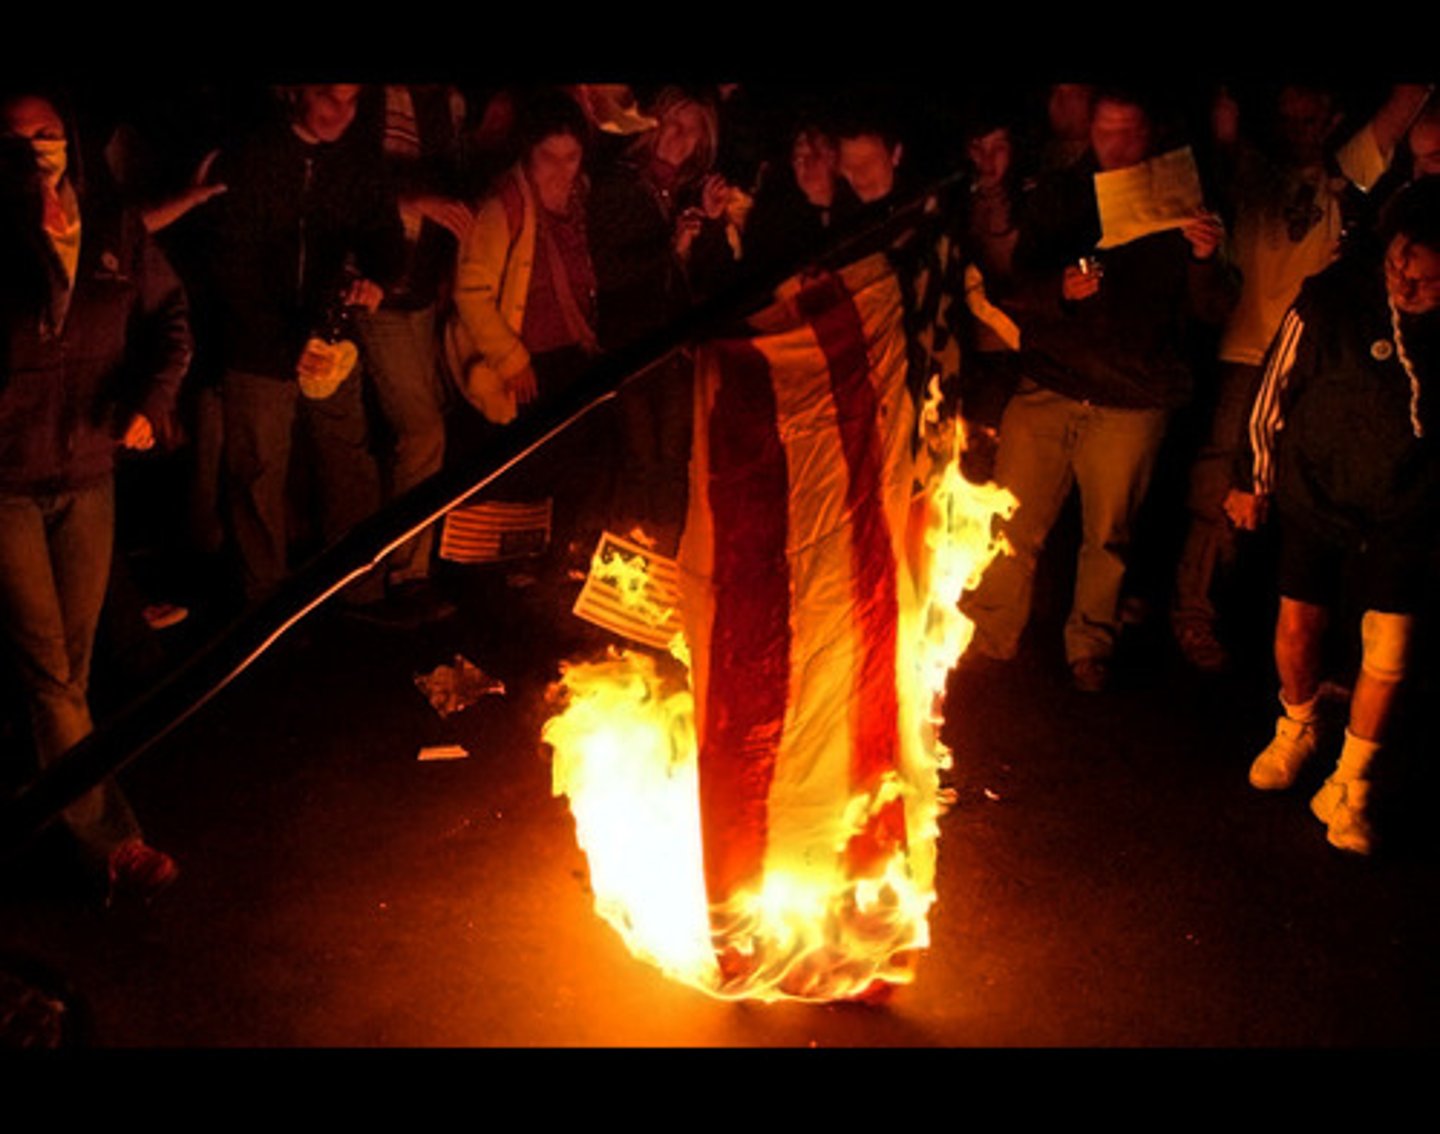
[0,169,967,858]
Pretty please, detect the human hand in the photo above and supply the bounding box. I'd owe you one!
[343,278,385,312]
[1182,211,1224,260]
[700,174,731,220]
[674,208,705,257]
[296,342,333,383]
[1062,264,1102,301]
[506,365,538,407]
[121,413,155,451]
[412,194,475,241]
[140,149,227,233]
[1223,488,1268,530]
[184,149,227,206]
[725,185,753,229]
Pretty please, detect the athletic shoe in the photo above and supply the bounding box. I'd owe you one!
[1175,622,1228,673]
[1311,777,1374,855]
[1248,715,1320,789]
[107,839,179,905]
[1070,657,1110,694]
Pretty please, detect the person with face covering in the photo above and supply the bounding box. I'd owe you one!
[0,91,190,901]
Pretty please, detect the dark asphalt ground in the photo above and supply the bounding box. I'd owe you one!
[2,488,1439,1049]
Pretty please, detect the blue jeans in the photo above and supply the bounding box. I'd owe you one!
[0,480,140,867]
[355,306,447,584]
[963,382,1169,663]
[223,369,385,604]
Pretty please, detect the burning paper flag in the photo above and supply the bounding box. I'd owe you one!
[571,530,685,654]
[546,252,1014,1002]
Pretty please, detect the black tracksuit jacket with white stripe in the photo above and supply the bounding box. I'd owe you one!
[1238,249,1439,550]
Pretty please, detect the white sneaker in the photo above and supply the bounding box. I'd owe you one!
[1311,777,1374,855]
[1309,774,1343,825]
[1248,715,1321,790]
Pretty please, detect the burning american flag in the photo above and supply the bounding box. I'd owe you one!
[545,249,1014,1002]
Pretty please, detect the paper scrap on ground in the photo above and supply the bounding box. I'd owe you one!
[417,744,470,762]
[414,655,506,718]
[571,530,684,651]
[1095,146,1204,249]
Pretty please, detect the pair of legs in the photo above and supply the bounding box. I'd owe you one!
[1273,518,1421,741]
[1259,597,1410,854]
[612,353,693,557]
[354,306,447,587]
[222,369,384,605]
[1274,598,1403,744]
[964,381,1169,665]
[1172,361,1263,650]
[0,481,141,871]
[1253,520,1424,852]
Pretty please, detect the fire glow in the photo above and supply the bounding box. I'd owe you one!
[544,383,1015,1003]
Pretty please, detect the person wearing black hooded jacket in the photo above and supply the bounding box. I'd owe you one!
[1228,178,1440,855]
[209,84,403,605]
[0,91,190,898]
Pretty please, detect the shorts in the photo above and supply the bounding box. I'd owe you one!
[1278,516,1432,614]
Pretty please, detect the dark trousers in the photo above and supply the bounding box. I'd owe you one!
[355,306,447,585]
[612,352,693,556]
[1172,362,1263,631]
[222,369,384,605]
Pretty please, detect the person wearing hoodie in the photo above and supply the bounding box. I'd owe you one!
[0,90,190,900]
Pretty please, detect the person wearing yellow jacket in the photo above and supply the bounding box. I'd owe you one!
[444,89,607,572]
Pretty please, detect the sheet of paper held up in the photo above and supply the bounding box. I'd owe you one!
[1095,146,1204,250]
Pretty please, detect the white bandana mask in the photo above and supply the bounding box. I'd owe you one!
[30,138,67,187]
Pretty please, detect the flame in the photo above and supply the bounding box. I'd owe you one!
[590,543,689,666]
[546,379,1014,1002]
[544,651,714,982]
[906,379,1018,780]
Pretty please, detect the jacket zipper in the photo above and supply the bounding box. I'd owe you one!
[297,155,313,297]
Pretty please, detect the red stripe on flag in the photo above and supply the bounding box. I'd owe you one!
[794,275,904,877]
[700,337,791,905]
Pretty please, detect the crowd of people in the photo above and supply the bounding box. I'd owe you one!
[2,78,1436,904]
